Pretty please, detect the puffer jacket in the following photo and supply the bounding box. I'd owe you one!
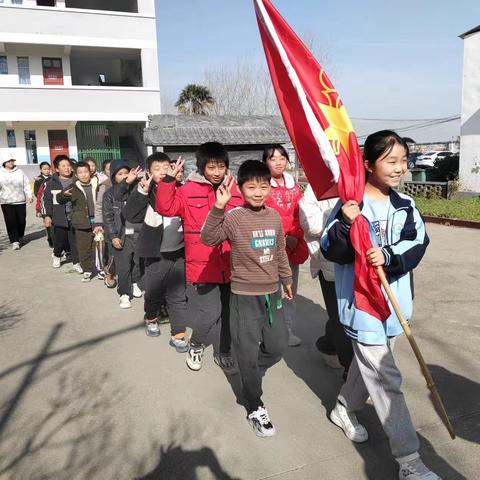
[0,166,32,204]
[299,184,338,281]
[42,174,72,228]
[265,171,307,264]
[155,171,243,284]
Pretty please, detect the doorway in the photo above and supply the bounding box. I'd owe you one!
[48,130,69,162]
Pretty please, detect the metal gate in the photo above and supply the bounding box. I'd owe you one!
[76,122,121,168]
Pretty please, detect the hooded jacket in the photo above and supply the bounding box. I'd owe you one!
[155,170,243,284]
[0,166,32,205]
[57,176,99,229]
[265,171,307,264]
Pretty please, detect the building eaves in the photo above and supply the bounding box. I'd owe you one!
[459,25,480,39]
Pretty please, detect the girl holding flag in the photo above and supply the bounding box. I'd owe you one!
[321,130,440,480]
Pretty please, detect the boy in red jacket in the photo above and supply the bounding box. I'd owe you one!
[156,142,243,373]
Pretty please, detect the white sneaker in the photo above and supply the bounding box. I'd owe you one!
[248,406,276,437]
[330,401,368,443]
[73,263,83,274]
[119,295,131,309]
[12,242,20,250]
[132,283,143,298]
[398,455,441,480]
[52,256,61,268]
[81,272,92,283]
[186,344,204,371]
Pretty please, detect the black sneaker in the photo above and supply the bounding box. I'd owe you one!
[158,304,170,324]
[247,406,276,437]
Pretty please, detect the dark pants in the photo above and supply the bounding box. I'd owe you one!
[230,291,288,412]
[189,283,231,354]
[1,203,26,243]
[76,227,94,273]
[53,224,79,264]
[112,235,142,297]
[317,272,354,373]
[144,250,187,335]
[46,226,54,248]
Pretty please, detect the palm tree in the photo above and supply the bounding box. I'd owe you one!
[175,84,214,115]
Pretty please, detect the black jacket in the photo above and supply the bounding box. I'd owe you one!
[124,184,165,258]
[42,175,72,228]
[103,183,142,243]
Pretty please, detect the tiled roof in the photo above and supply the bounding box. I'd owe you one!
[144,114,290,146]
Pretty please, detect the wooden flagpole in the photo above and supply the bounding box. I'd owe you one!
[376,267,455,439]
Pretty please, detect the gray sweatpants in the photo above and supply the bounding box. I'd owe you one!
[230,291,288,413]
[338,338,419,459]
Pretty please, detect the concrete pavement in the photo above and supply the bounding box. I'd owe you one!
[0,206,478,480]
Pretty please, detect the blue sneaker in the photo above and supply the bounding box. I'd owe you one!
[169,335,189,353]
[145,320,160,337]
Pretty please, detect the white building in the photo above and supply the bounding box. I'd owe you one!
[0,0,160,173]
[460,25,480,193]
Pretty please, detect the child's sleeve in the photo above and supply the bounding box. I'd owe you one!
[201,206,231,246]
[124,186,150,223]
[276,220,293,288]
[382,203,429,276]
[320,201,355,264]
[43,181,53,217]
[155,176,185,218]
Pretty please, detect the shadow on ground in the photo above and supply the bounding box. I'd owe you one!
[0,302,23,335]
[282,294,466,480]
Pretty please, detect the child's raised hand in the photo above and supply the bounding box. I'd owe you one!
[168,156,185,178]
[126,166,143,184]
[214,175,234,209]
[341,200,361,225]
[283,284,294,300]
[138,171,153,193]
[366,247,385,267]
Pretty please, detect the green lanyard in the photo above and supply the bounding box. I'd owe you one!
[265,294,273,325]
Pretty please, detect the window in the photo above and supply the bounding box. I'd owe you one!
[6,130,16,148]
[0,56,7,75]
[24,131,38,164]
[42,57,63,85]
[37,0,56,5]
[17,57,30,85]
[11,0,23,4]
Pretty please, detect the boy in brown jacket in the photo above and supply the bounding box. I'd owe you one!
[58,161,99,282]
[201,160,292,438]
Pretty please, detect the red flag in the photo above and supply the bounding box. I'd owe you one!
[255,0,390,321]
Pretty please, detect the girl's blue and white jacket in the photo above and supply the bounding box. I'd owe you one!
[320,190,429,345]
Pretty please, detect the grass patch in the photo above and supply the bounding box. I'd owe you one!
[414,196,480,222]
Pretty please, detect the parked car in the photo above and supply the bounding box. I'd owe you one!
[415,151,454,169]
[407,152,422,169]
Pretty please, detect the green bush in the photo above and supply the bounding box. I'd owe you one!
[415,196,480,222]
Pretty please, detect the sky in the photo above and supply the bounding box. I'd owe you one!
[155,0,480,142]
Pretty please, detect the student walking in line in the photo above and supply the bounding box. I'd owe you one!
[201,160,292,437]
[156,143,243,374]
[57,161,99,282]
[124,152,188,351]
[321,130,439,480]
[34,162,53,248]
[102,159,144,307]
[0,156,33,250]
[299,185,353,380]
[262,145,307,346]
[43,155,81,271]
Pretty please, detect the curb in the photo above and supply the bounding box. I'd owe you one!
[423,215,480,229]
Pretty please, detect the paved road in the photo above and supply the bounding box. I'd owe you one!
[0,206,478,480]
